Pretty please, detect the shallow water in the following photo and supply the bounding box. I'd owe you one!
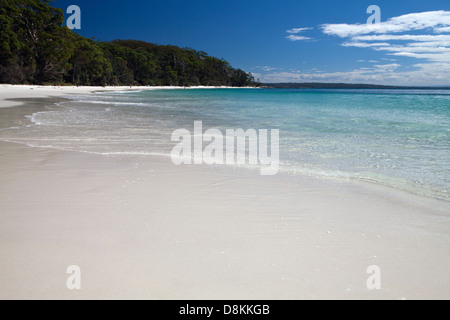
[0,88,449,200]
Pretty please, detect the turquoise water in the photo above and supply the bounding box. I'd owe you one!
[1,88,449,200]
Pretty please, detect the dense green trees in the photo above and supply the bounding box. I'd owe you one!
[0,0,259,87]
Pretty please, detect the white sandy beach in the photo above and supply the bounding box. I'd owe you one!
[0,85,449,300]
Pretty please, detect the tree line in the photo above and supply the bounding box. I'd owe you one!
[0,0,259,87]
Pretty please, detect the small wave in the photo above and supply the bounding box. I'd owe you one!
[281,163,450,201]
[98,151,168,156]
[25,111,60,125]
[71,100,148,106]
[26,113,43,125]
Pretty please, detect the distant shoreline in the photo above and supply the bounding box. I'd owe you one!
[0,84,258,89]
[0,84,259,109]
[4,83,449,91]
[262,83,450,90]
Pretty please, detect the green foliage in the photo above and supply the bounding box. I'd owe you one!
[0,0,260,87]
[71,36,112,85]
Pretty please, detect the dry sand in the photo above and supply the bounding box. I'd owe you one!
[0,85,449,300]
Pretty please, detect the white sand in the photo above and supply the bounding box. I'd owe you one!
[0,85,449,300]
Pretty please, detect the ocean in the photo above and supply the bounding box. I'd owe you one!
[1,88,449,200]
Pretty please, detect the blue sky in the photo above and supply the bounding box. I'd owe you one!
[54,0,450,85]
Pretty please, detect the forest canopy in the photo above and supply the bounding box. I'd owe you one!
[0,0,259,87]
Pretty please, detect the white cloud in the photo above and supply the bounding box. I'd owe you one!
[323,11,450,65]
[353,34,450,41]
[274,10,450,85]
[389,52,450,63]
[258,62,449,86]
[286,27,312,34]
[343,42,391,48]
[435,26,450,33]
[376,46,450,53]
[286,35,311,41]
[250,72,262,80]
[343,40,450,62]
[260,72,304,82]
[408,41,450,47]
[285,27,313,41]
[322,11,450,37]
[255,66,278,71]
[373,63,400,71]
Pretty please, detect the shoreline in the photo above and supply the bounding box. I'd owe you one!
[0,84,259,109]
[0,86,449,299]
